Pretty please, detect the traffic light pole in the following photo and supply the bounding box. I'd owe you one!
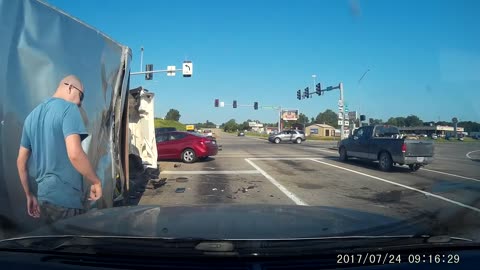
[339,83,345,140]
[140,47,144,72]
[297,82,346,139]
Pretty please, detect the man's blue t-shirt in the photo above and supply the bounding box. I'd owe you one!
[20,97,88,209]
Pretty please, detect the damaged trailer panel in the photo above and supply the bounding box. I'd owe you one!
[0,0,132,237]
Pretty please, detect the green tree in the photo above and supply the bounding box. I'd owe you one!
[386,117,397,126]
[223,119,238,132]
[295,113,309,125]
[369,118,383,125]
[165,109,181,121]
[239,119,252,131]
[436,121,451,126]
[404,115,423,127]
[315,109,338,128]
[204,120,216,128]
[386,117,406,127]
[458,121,480,132]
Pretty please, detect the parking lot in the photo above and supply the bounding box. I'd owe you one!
[139,131,480,240]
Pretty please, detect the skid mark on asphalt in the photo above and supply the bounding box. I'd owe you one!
[308,158,480,214]
[245,159,308,206]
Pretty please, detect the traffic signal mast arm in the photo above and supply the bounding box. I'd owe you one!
[298,84,340,99]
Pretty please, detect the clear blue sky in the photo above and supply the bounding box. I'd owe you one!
[47,0,480,125]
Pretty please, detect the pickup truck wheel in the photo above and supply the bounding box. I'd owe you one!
[379,152,393,172]
[339,147,348,161]
[295,137,302,144]
[409,164,421,172]
[274,138,281,144]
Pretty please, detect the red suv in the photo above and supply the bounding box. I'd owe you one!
[156,131,218,163]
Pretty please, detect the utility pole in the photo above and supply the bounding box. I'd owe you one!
[140,47,144,72]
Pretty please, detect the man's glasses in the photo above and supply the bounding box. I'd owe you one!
[64,82,84,102]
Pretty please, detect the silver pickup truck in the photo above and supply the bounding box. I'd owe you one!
[338,125,434,172]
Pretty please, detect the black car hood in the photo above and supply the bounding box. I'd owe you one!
[29,205,428,239]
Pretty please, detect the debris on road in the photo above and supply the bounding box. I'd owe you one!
[150,178,167,189]
[175,188,186,193]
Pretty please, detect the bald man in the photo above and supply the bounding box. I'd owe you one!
[16,75,102,224]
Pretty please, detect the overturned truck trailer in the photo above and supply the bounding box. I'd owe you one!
[0,0,133,236]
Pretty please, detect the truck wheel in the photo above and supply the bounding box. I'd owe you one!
[379,152,393,172]
[295,137,302,144]
[339,147,348,162]
[274,138,281,144]
[409,164,421,172]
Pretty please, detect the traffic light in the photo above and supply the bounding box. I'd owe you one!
[214,99,219,107]
[145,64,153,80]
[316,83,322,95]
[297,90,301,100]
[254,102,258,110]
[304,87,309,99]
[360,115,366,121]
[233,100,237,108]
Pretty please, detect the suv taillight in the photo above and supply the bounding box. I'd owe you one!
[401,143,407,153]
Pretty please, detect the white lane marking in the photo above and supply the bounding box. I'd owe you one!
[249,157,319,161]
[216,155,321,158]
[244,136,268,141]
[466,150,480,159]
[308,158,480,213]
[245,158,308,206]
[421,168,480,183]
[161,170,261,175]
[312,148,338,154]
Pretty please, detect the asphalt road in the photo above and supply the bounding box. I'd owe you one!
[139,132,480,240]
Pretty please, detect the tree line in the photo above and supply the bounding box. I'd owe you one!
[161,108,480,133]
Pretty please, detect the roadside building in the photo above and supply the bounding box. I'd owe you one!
[306,124,336,137]
[248,121,264,133]
[291,123,304,131]
[398,125,464,137]
[265,126,278,134]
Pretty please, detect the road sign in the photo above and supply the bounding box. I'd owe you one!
[182,61,193,77]
[338,100,343,107]
[344,120,349,126]
[220,101,225,107]
[167,65,176,76]
[338,107,344,112]
[338,120,343,126]
[281,110,299,121]
[348,111,358,120]
[338,112,343,119]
